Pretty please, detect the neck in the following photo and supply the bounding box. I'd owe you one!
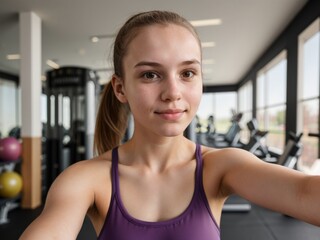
[120,135,195,173]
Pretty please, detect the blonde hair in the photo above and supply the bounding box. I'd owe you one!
[94,10,201,155]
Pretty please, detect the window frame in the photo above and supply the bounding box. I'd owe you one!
[256,50,288,150]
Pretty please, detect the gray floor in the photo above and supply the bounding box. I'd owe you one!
[1,202,320,240]
[221,204,320,240]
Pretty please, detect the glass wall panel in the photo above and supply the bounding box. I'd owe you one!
[256,51,287,150]
[0,79,19,137]
[197,92,237,133]
[297,18,320,174]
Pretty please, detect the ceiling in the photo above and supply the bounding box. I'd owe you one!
[0,0,308,86]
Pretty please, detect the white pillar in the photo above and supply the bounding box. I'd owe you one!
[20,12,42,208]
[20,12,41,137]
[85,80,96,159]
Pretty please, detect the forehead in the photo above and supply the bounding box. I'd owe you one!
[124,24,201,64]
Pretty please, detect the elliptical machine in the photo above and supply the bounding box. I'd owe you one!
[238,118,303,169]
[263,132,303,168]
[206,110,243,148]
[242,118,269,157]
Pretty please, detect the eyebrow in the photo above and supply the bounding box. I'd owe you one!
[134,59,201,68]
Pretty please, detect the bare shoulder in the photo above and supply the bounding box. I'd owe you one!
[200,145,283,196]
[201,145,257,168]
[200,146,259,195]
[66,151,113,180]
[51,151,113,195]
[45,150,114,217]
[20,151,113,239]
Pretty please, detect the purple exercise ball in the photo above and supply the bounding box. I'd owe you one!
[0,137,22,161]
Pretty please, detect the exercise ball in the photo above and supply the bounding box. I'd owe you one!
[0,171,23,198]
[0,137,22,162]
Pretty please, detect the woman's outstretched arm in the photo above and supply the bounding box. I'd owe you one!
[19,161,95,240]
[214,148,320,226]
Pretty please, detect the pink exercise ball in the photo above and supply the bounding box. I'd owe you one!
[0,137,22,162]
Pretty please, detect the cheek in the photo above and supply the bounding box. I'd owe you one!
[126,86,156,111]
[187,84,202,108]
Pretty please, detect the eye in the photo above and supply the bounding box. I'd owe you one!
[142,71,160,80]
[181,70,195,79]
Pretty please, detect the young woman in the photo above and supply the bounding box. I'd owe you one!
[20,10,320,240]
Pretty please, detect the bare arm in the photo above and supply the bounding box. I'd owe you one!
[19,161,95,239]
[217,148,320,226]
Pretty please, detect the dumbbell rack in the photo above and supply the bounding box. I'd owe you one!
[0,161,21,224]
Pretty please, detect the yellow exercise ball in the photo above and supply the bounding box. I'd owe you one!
[0,171,23,198]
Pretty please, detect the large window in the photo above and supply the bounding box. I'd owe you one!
[197,92,237,133]
[0,78,47,139]
[238,81,252,142]
[256,51,287,150]
[297,18,320,174]
[0,79,20,137]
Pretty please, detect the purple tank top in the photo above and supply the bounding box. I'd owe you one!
[98,144,220,240]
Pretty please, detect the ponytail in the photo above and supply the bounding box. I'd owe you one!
[94,81,129,155]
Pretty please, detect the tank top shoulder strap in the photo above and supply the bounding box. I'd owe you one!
[195,143,207,201]
[195,143,203,181]
[111,147,119,196]
[194,143,218,226]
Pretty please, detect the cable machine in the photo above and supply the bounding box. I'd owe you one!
[46,66,99,187]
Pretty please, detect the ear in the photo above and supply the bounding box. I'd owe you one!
[111,74,128,103]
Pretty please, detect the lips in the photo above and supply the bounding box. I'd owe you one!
[155,109,186,121]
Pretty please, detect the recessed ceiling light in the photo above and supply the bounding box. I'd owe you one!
[7,54,20,60]
[90,34,115,43]
[91,36,99,43]
[46,59,60,69]
[190,19,222,27]
[201,42,216,48]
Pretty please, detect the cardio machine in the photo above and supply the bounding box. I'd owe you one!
[206,110,243,148]
[262,132,303,168]
[242,118,269,157]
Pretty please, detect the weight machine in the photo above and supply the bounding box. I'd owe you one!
[46,66,100,187]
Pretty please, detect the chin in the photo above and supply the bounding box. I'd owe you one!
[157,127,186,137]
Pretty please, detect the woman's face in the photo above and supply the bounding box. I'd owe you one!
[116,23,203,139]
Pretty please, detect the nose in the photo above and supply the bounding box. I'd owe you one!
[160,76,182,102]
